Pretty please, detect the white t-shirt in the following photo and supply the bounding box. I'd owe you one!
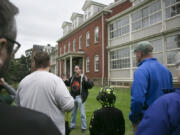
[15,71,74,135]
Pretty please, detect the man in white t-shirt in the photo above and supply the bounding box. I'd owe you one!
[15,51,74,135]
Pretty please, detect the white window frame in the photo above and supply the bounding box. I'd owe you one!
[131,0,162,32]
[86,57,90,72]
[68,42,71,53]
[165,33,180,65]
[94,55,99,72]
[110,16,130,39]
[94,26,99,43]
[60,48,62,56]
[165,0,180,19]
[110,47,130,70]
[79,35,82,49]
[64,45,66,54]
[73,39,76,52]
[86,31,90,47]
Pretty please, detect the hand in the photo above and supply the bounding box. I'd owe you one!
[0,78,6,86]
[85,76,88,82]
[62,75,67,81]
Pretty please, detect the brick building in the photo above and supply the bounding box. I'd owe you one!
[57,0,132,85]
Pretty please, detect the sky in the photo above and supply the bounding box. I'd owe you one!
[11,0,114,58]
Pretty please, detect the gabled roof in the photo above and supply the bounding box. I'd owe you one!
[61,21,72,28]
[71,12,84,21]
[82,0,107,11]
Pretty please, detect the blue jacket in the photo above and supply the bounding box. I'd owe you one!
[129,58,173,124]
[136,87,180,135]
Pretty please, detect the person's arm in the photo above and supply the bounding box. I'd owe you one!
[63,77,71,87]
[89,111,100,135]
[0,78,16,96]
[54,78,74,112]
[118,110,125,135]
[84,76,94,89]
[129,68,148,124]
[136,97,169,135]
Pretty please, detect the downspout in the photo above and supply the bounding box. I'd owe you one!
[101,13,105,86]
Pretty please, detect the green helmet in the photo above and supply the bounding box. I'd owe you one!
[96,86,116,108]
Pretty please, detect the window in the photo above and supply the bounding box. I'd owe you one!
[60,48,62,56]
[86,31,90,47]
[73,39,76,52]
[166,34,180,64]
[64,45,66,54]
[68,42,71,53]
[94,27,99,43]
[79,35,82,49]
[131,0,162,31]
[165,0,180,19]
[86,57,90,72]
[151,39,163,64]
[110,47,130,69]
[110,16,129,39]
[94,55,99,72]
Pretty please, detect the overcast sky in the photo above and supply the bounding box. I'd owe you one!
[11,0,114,58]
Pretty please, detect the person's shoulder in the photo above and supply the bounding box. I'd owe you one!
[0,103,49,122]
[19,72,34,85]
[43,72,63,83]
[152,92,180,108]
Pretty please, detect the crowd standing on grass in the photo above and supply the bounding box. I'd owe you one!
[0,0,61,135]
[0,0,179,135]
[63,65,94,133]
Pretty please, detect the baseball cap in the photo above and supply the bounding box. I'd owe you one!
[134,41,153,53]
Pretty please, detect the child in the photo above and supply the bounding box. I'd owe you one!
[89,87,125,135]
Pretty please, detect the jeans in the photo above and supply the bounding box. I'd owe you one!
[70,95,87,130]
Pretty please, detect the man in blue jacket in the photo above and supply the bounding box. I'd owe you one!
[129,41,173,132]
[136,52,180,135]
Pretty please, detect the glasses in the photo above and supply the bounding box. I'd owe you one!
[0,37,21,55]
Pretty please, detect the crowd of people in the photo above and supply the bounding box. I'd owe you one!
[0,0,180,135]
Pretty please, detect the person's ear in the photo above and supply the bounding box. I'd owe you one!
[0,38,7,51]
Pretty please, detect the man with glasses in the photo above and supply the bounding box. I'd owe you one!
[0,0,61,134]
[136,52,180,135]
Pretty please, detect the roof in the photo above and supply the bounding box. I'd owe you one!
[82,0,107,11]
[61,21,72,28]
[71,12,84,21]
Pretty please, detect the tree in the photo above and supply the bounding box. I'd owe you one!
[5,55,31,84]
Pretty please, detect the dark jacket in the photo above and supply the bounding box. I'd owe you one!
[89,107,125,135]
[136,87,180,135]
[64,74,94,103]
[0,103,61,135]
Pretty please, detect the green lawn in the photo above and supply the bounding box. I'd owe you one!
[70,86,133,135]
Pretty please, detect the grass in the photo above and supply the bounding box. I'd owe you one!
[70,86,133,135]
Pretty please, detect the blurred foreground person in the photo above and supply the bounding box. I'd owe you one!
[0,0,61,134]
[136,52,180,135]
[89,87,125,135]
[16,51,74,135]
[130,41,173,132]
